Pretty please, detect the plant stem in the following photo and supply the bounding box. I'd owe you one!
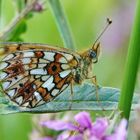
[48,0,76,50]
[118,0,140,120]
[0,0,38,40]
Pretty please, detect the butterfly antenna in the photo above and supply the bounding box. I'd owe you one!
[92,18,112,48]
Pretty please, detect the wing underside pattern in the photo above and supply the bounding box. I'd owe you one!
[0,44,78,108]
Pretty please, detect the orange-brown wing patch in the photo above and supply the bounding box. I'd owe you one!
[34,51,44,58]
[4,60,25,79]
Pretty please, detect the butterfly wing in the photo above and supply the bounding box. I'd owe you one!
[0,43,79,108]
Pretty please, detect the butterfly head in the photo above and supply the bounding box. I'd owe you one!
[88,42,100,63]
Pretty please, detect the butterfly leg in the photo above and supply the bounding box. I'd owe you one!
[69,81,74,110]
[91,75,105,112]
[91,76,99,100]
[91,76,100,103]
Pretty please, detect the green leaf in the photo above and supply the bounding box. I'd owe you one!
[0,83,139,114]
[7,20,27,41]
[0,97,9,104]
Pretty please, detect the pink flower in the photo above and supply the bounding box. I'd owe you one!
[40,112,127,140]
[104,119,127,140]
[91,118,108,139]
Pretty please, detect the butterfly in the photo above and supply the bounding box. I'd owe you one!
[0,19,112,108]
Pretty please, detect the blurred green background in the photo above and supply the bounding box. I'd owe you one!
[0,0,139,140]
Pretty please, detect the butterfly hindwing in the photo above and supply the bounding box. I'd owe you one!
[0,43,78,108]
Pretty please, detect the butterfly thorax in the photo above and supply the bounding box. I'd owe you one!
[73,51,93,84]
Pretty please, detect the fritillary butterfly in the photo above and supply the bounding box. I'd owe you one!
[0,19,112,108]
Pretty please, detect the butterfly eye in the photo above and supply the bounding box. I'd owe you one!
[88,49,98,63]
[89,49,97,59]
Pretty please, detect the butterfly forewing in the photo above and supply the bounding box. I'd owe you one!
[0,43,79,108]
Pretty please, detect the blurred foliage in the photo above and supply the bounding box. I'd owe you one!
[0,0,139,140]
[0,114,32,140]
